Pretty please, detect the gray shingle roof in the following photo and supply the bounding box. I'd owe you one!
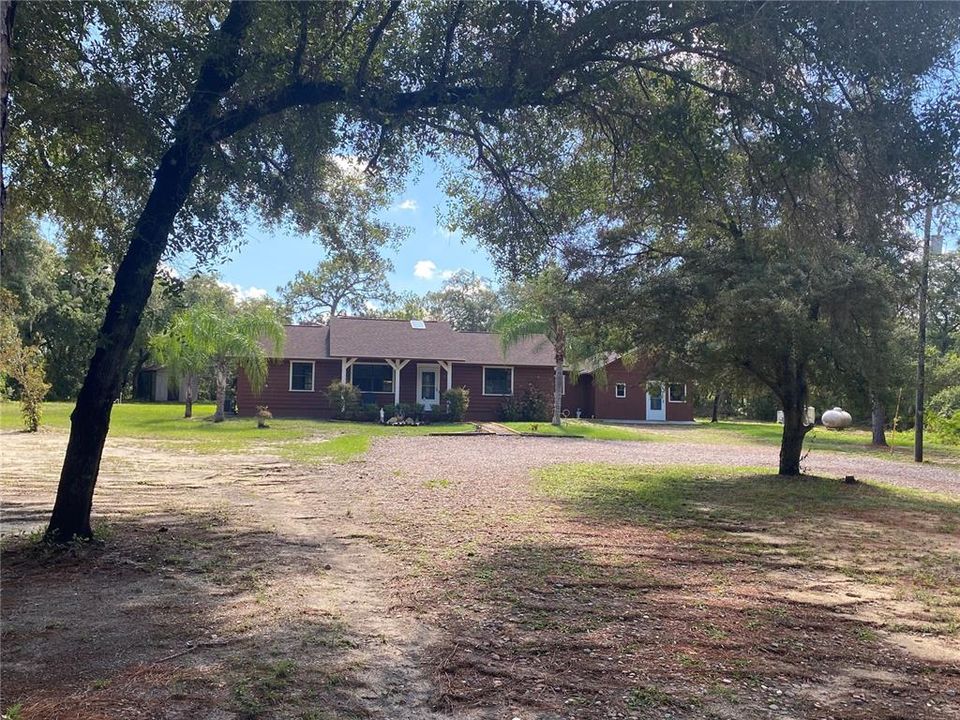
[276,324,330,359]
[273,318,556,366]
[328,317,467,361]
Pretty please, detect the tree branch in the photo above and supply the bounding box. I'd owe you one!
[355,1,401,88]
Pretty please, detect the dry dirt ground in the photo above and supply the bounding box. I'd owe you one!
[2,429,959,720]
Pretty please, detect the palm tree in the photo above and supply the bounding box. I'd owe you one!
[150,315,208,418]
[495,267,579,426]
[150,303,285,422]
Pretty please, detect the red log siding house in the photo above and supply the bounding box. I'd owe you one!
[237,317,694,423]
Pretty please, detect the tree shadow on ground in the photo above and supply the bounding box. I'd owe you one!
[425,467,960,719]
[1,513,370,720]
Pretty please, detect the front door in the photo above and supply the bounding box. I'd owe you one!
[417,364,440,410]
[646,382,666,421]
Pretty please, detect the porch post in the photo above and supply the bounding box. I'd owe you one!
[340,357,357,383]
[392,360,401,406]
[385,359,410,405]
[438,360,453,390]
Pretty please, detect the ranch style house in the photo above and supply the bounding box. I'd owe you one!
[236,317,694,423]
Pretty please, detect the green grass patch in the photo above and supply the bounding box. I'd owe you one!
[280,434,371,464]
[1,401,471,460]
[684,419,959,461]
[501,420,654,441]
[536,463,960,526]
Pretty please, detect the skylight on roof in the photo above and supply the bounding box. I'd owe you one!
[410,319,426,329]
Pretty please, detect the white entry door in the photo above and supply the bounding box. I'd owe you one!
[417,364,440,410]
[646,382,666,421]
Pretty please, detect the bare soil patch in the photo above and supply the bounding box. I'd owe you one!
[2,430,958,719]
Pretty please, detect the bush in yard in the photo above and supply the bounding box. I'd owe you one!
[398,402,426,422]
[498,384,551,422]
[519,384,550,421]
[0,303,51,432]
[327,380,362,419]
[255,405,272,428]
[929,385,960,419]
[930,411,960,445]
[498,396,523,421]
[441,387,470,422]
[382,403,399,420]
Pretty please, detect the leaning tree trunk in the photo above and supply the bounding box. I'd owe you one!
[45,3,254,541]
[0,0,17,235]
[871,398,888,447]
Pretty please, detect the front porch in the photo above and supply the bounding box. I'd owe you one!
[339,357,455,412]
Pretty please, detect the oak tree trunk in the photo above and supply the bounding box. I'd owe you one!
[45,3,254,541]
[871,399,888,447]
[779,405,811,476]
[711,392,720,423]
[777,362,812,476]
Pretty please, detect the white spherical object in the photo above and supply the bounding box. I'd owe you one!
[821,407,853,429]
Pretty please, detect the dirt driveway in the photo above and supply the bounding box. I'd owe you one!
[2,430,958,720]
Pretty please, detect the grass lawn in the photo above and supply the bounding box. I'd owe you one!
[536,463,960,623]
[500,419,655,441]
[681,419,960,462]
[3,419,959,718]
[0,400,471,462]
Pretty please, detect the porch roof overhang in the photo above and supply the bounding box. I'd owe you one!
[330,352,467,362]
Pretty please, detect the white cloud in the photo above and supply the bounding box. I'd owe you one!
[413,260,437,279]
[413,260,460,282]
[394,198,418,211]
[217,281,268,302]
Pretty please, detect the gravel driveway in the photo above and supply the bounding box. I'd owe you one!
[366,434,960,496]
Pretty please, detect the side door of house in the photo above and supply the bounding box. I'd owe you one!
[646,382,666,421]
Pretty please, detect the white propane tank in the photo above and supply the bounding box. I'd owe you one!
[821,407,852,429]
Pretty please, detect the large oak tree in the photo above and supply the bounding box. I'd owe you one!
[11,0,781,540]
[8,1,959,537]
[444,4,960,475]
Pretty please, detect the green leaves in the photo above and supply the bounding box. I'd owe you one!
[150,302,285,393]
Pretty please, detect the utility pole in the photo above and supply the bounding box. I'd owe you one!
[914,203,933,463]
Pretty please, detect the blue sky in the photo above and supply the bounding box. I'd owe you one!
[166,158,497,301]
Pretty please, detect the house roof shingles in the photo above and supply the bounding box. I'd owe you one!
[278,324,331,359]
[275,317,555,366]
[328,317,467,361]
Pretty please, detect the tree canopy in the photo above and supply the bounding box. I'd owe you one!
[8,0,958,538]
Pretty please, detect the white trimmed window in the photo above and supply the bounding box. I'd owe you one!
[350,363,394,393]
[289,361,315,392]
[668,383,687,402]
[615,382,627,398]
[483,366,513,396]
